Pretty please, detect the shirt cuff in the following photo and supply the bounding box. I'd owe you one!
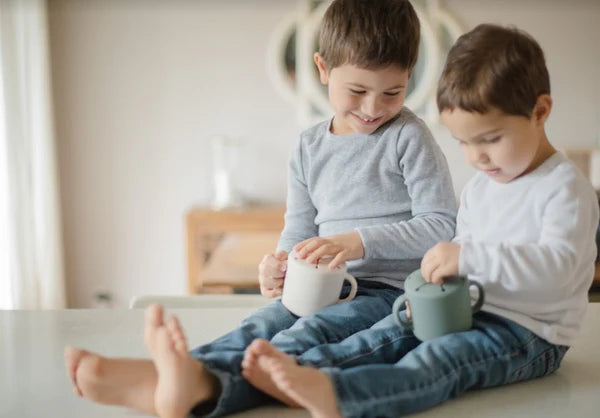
[355,228,371,260]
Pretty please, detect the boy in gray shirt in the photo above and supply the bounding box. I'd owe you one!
[64,1,456,417]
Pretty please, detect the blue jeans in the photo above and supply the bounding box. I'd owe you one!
[296,311,568,418]
[188,281,401,417]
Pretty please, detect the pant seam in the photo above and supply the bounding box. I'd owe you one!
[335,334,414,367]
[300,332,413,369]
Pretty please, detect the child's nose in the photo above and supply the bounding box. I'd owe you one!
[477,153,490,164]
[362,96,381,117]
[468,147,488,164]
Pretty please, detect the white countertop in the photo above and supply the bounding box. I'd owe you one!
[1,304,599,417]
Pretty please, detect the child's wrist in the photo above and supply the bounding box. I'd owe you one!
[348,231,364,257]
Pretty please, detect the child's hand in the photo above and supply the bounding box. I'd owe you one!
[258,250,288,298]
[420,242,461,284]
[293,232,364,270]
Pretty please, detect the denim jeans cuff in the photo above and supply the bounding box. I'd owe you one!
[187,361,240,417]
[321,367,354,418]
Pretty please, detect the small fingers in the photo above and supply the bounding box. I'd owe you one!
[293,240,308,253]
[420,259,434,282]
[262,275,284,289]
[328,251,347,270]
[268,288,283,298]
[259,277,283,293]
[260,284,283,298]
[430,265,446,285]
[274,250,289,261]
[293,237,318,255]
[272,277,284,289]
[270,258,287,274]
[258,255,286,291]
[305,243,335,264]
[260,286,271,297]
[295,238,324,259]
[421,246,442,282]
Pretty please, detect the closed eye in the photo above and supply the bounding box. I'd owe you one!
[483,136,501,144]
[350,89,366,94]
[384,91,401,97]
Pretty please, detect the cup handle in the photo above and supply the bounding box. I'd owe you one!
[468,280,485,313]
[337,274,358,303]
[392,294,412,329]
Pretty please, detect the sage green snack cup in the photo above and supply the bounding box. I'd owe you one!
[393,269,484,341]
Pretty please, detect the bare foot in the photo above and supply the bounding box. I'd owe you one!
[262,347,342,418]
[63,346,157,414]
[144,304,219,418]
[241,339,300,407]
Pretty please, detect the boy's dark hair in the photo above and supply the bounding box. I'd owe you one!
[318,0,420,71]
[437,24,550,118]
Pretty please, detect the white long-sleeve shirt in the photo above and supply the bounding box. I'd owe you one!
[456,152,598,346]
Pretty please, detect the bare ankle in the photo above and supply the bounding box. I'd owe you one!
[194,361,221,403]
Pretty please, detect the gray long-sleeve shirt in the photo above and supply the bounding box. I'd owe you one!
[277,108,457,288]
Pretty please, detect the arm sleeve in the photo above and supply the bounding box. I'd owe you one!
[459,175,598,297]
[357,122,457,260]
[277,140,318,252]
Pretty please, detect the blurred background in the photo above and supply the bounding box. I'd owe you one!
[1,0,599,309]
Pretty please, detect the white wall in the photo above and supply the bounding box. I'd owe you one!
[48,0,600,307]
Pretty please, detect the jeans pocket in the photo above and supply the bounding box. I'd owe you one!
[508,344,568,384]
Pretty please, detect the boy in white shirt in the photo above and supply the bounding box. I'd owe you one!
[239,23,600,418]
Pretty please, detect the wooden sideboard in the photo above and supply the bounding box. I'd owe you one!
[186,205,286,294]
[184,205,600,294]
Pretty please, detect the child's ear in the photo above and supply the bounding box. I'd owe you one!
[532,94,552,125]
[313,53,329,84]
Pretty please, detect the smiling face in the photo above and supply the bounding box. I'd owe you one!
[440,97,554,183]
[315,54,409,135]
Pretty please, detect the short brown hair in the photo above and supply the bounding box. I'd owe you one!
[318,0,420,71]
[437,24,550,118]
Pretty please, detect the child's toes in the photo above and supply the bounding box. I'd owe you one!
[166,316,188,353]
[145,304,164,328]
[247,338,269,356]
[144,305,165,347]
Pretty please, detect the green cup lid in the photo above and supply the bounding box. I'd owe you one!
[404,269,466,297]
